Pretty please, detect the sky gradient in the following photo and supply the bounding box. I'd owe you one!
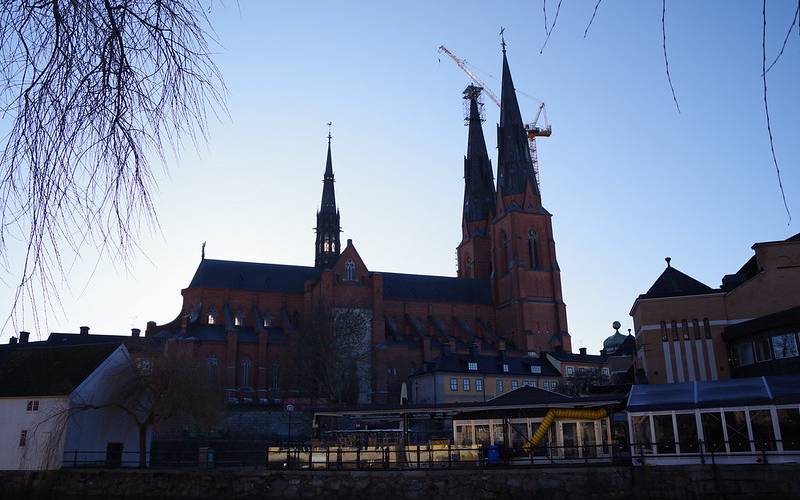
[1,1,798,352]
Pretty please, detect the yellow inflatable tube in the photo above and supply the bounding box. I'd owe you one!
[523,407,608,452]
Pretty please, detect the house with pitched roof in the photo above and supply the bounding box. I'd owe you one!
[0,343,147,469]
[630,233,800,385]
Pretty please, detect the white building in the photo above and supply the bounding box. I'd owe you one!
[0,343,150,470]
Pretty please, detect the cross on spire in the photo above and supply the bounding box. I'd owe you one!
[326,121,332,144]
[500,26,506,53]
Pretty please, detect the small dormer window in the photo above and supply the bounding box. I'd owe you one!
[234,313,243,327]
[502,363,509,373]
[530,365,542,374]
[467,361,478,371]
[344,259,356,281]
[208,309,217,325]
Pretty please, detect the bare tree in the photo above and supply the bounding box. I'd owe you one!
[0,1,225,331]
[555,368,610,397]
[293,303,373,405]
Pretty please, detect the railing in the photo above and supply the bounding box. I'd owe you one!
[628,439,800,466]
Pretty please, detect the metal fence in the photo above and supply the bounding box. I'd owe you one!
[628,439,800,466]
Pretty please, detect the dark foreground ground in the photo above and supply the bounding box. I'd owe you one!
[2,464,800,499]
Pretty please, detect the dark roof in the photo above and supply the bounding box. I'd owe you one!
[46,333,161,353]
[487,386,574,405]
[189,259,321,293]
[640,265,716,299]
[380,272,492,304]
[417,352,560,377]
[548,351,608,364]
[627,375,800,412]
[722,306,800,343]
[0,344,120,397]
[156,324,285,344]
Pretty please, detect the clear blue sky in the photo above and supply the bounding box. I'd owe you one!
[1,0,798,353]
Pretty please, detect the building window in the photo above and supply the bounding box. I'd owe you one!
[753,337,772,363]
[136,358,153,375]
[207,355,219,379]
[26,400,39,412]
[241,359,252,387]
[660,321,668,341]
[496,379,504,394]
[387,367,397,377]
[271,363,280,390]
[263,313,273,328]
[511,380,518,391]
[530,365,542,374]
[502,363,509,373]
[450,377,458,391]
[577,367,586,376]
[566,366,574,377]
[475,378,483,392]
[467,361,478,371]
[500,230,510,273]
[463,378,470,391]
[703,318,712,339]
[602,367,610,377]
[733,342,755,366]
[208,309,217,325]
[344,259,356,281]
[465,255,473,278]
[527,229,539,269]
[234,313,243,327]
[19,430,27,447]
[681,319,690,340]
[772,333,799,359]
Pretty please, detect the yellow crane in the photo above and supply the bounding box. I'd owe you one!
[438,45,551,190]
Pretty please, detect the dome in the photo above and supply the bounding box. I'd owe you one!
[603,322,628,354]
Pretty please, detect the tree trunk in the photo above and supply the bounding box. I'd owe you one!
[138,424,148,468]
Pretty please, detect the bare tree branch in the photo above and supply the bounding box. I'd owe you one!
[540,0,565,54]
[762,0,792,224]
[583,0,604,38]
[662,0,681,113]
[763,2,799,75]
[0,1,226,334]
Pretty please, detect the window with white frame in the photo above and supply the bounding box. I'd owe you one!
[602,367,610,377]
[496,379,504,394]
[511,380,518,391]
[463,378,470,391]
[530,365,542,374]
[26,400,39,412]
[772,333,799,359]
[450,377,458,391]
[566,366,574,377]
[467,361,478,371]
[136,358,153,375]
[753,337,772,363]
[475,378,483,392]
[502,363,509,373]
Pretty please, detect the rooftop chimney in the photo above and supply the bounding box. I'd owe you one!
[146,321,157,335]
[19,331,30,344]
[9,337,18,345]
[579,347,587,356]
[79,326,89,336]
[131,328,141,338]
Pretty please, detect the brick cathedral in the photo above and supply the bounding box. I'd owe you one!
[147,45,572,404]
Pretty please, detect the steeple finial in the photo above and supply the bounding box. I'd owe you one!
[665,257,672,268]
[201,241,206,260]
[500,27,506,53]
[315,128,341,269]
[326,121,332,144]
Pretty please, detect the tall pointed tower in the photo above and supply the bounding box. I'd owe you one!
[314,131,341,268]
[490,42,571,353]
[457,85,496,279]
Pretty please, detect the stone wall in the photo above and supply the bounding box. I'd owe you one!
[2,464,800,499]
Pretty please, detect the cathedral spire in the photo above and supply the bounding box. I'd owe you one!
[496,45,539,198]
[462,85,496,233]
[315,125,341,269]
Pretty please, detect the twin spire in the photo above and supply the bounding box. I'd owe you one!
[462,42,540,234]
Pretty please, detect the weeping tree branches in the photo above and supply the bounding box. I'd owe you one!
[0,1,225,331]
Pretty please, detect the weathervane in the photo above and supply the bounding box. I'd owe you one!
[326,121,333,144]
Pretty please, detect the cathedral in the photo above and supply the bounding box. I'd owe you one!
[146,45,572,404]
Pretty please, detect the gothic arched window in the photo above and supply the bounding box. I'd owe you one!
[527,228,539,269]
[207,355,218,380]
[500,231,510,273]
[207,308,217,325]
[345,259,356,281]
[240,358,252,387]
[234,312,244,327]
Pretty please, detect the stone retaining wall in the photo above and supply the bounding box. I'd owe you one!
[2,464,800,499]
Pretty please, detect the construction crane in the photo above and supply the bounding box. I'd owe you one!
[438,45,551,190]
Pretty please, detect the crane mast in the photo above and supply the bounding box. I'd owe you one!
[438,44,550,190]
